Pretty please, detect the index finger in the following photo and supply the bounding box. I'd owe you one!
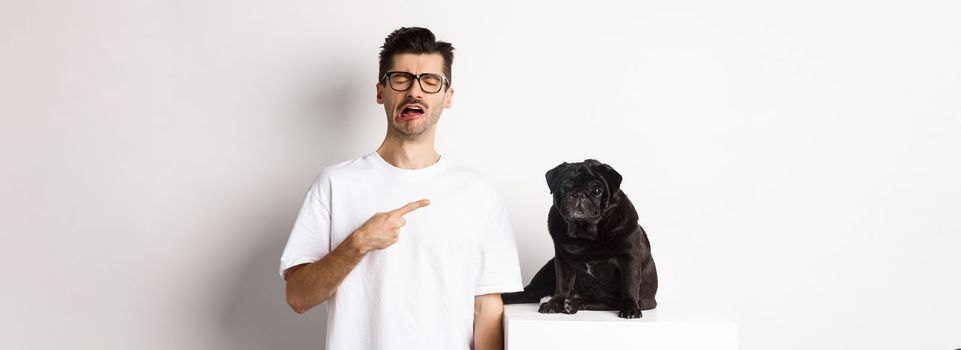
[389,199,430,217]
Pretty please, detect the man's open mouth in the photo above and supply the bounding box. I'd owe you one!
[398,104,425,122]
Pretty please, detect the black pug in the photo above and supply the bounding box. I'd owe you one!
[502,159,657,318]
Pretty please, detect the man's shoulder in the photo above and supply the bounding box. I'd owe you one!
[304,153,375,192]
[444,161,498,187]
[317,152,377,175]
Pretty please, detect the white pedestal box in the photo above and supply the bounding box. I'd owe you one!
[503,303,738,350]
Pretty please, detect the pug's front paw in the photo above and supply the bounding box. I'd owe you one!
[618,299,642,319]
[562,297,582,314]
[538,297,566,314]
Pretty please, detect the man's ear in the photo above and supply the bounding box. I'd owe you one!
[444,87,454,108]
[376,82,384,104]
[545,162,569,194]
[592,162,622,195]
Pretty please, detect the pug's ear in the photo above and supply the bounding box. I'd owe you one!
[545,162,569,194]
[592,162,622,195]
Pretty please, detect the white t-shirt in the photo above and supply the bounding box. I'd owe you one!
[278,151,524,350]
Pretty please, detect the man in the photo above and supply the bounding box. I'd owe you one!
[279,27,523,350]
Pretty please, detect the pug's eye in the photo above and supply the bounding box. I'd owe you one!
[592,188,602,196]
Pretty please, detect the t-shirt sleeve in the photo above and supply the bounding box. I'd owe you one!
[473,184,525,295]
[278,175,332,281]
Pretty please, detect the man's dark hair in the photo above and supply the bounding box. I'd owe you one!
[378,27,455,87]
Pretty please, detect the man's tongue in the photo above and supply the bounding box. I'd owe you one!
[400,107,424,121]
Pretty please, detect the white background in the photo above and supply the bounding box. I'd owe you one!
[1,0,959,349]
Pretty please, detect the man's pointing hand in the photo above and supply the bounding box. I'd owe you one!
[350,199,430,254]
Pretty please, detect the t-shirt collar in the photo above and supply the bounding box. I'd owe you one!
[368,151,451,177]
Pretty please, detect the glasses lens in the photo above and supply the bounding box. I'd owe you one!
[388,73,413,91]
[420,74,444,93]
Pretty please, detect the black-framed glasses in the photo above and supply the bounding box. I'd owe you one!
[379,71,450,94]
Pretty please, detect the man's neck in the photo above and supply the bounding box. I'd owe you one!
[376,134,441,170]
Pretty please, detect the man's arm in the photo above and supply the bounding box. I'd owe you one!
[284,233,367,314]
[284,199,431,314]
[473,293,505,350]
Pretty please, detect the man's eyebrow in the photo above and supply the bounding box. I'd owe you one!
[389,71,443,75]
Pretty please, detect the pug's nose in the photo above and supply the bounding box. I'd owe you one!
[573,191,586,199]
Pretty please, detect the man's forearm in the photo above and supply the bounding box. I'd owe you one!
[473,294,505,350]
[285,232,367,314]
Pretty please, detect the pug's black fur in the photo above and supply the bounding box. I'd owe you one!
[502,159,657,318]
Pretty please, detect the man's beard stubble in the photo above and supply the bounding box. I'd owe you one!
[389,98,439,138]
[390,113,437,137]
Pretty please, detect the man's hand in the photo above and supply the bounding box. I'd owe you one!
[349,199,430,254]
